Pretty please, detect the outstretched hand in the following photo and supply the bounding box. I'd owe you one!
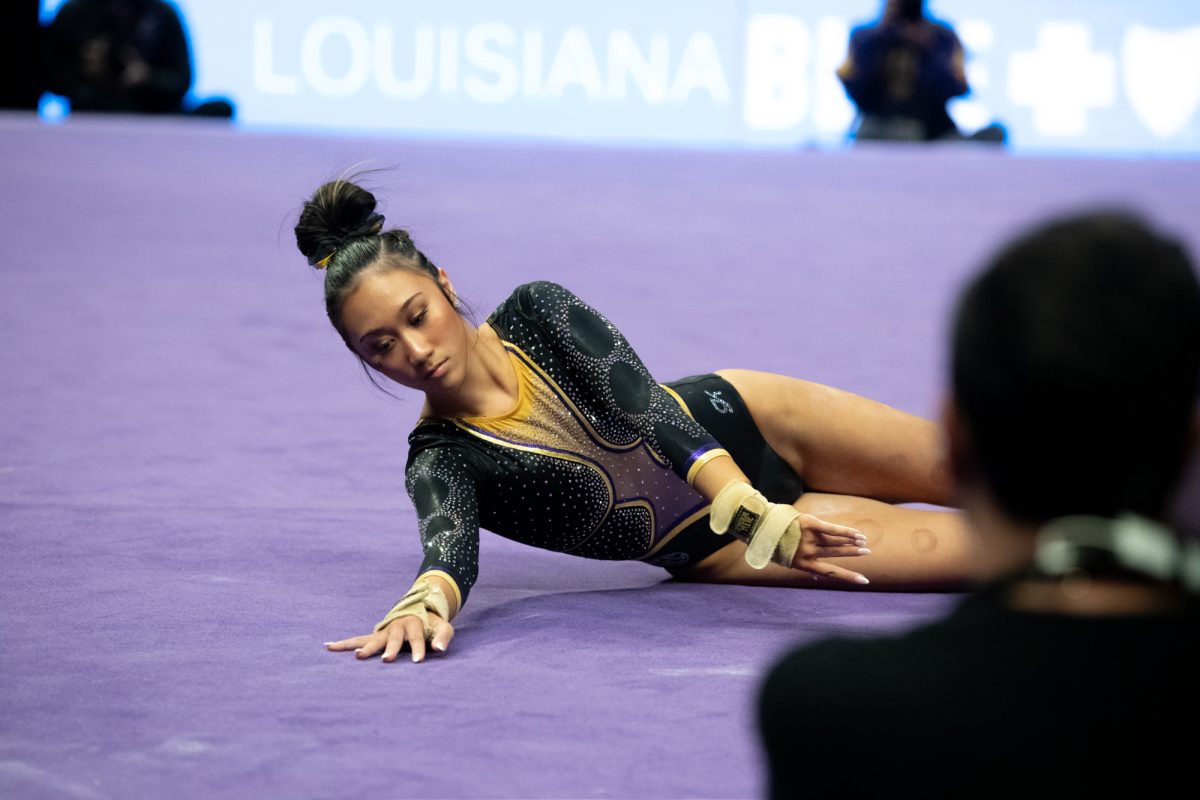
[791,514,872,585]
[325,614,455,663]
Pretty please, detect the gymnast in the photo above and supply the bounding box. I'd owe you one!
[296,178,972,663]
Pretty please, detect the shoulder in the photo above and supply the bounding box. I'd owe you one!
[407,421,474,471]
[929,20,962,47]
[757,635,904,758]
[48,0,88,26]
[762,600,987,707]
[505,281,579,311]
[405,425,484,513]
[763,635,900,700]
[489,281,597,336]
[848,21,884,47]
[491,281,559,320]
[758,632,948,758]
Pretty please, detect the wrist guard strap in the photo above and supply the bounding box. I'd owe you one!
[710,480,802,570]
[709,481,768,542]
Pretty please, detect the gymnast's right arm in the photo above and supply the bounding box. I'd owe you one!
[325,445,480,664]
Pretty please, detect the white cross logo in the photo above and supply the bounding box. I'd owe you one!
[1008,23,1116,137]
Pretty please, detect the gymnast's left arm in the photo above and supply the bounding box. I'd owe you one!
[690,440,869,581]
[529,282,866,576]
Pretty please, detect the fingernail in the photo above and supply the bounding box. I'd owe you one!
[855,575,870,585]
[323,642,335,647]
[858,547,872,555]
[433,642,446,652]
[412,653,423,663]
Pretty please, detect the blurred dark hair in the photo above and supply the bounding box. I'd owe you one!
[895,0,925,22]
[951,211,1200,523]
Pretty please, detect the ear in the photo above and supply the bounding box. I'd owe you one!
[435,267,458,304]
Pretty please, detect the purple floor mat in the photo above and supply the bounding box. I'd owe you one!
[2,113,1199,799]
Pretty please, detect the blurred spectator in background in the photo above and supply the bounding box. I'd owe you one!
[758,211,1200,797]
[837,0,1003,143]
[0,3,42,109]
[43,0,232,117]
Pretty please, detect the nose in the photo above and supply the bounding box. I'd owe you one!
[401,331,433,368]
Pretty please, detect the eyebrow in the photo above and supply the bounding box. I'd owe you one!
[357,291,423,347]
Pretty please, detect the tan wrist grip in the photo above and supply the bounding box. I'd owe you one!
[744,504,802,570]
[374,580,452,639]
[709,480,802,570]
[709,481,768,542]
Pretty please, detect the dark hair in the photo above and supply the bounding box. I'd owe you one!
[950,211,1200,523]
[294,178,443,345]
[895,0,925,22]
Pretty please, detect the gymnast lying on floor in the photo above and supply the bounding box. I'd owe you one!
[294,178,971,663]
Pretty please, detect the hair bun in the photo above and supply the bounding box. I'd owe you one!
[295,180,386,268]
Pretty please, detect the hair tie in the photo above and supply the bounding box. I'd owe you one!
[309,213,384,269]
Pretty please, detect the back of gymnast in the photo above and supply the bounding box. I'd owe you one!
[295,178,971,663]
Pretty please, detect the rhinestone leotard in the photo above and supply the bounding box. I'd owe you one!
[404,282,730,609]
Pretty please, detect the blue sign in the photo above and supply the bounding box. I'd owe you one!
[40,0,1200,155]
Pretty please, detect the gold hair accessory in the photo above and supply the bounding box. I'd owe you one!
[315,252,334,269]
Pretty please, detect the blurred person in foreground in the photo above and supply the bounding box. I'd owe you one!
[43,0,231,117]
[758,211,1200,797]
[0,3,41,109]
[837,0,1004,143]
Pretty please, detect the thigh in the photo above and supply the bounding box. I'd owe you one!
[677,492,972,591]
[717,369,953,506]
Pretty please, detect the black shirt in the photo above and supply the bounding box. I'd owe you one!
[758,583,1200,797]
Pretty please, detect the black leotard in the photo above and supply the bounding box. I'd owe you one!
[404,282,803,609]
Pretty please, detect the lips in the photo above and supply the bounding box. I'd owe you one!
[423,359,448,381]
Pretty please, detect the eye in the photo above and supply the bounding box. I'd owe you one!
[372,338,394,354]
[410,309,428,327]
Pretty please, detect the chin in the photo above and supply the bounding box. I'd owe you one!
[442,367,468,392]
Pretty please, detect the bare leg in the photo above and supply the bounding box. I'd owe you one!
[674,370,970,589]
[716,369,952,505]
[680,493,971,590]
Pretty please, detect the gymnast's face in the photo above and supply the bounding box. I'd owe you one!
[339,265,471,396]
